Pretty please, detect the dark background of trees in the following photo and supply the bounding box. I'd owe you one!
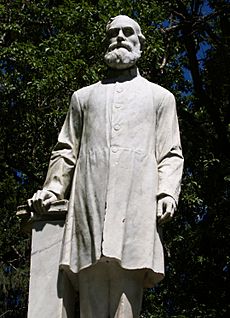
[0,0,229,317]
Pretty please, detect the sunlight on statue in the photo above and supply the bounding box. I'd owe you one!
[29,15,184,318]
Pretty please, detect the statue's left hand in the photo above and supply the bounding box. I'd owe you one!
[157,195,176,226]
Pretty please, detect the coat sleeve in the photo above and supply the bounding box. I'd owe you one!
[43,92,83,199]
[155,92,184,204]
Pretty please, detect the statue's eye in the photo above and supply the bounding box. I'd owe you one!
[122,27,134,37]
[107,28,119,38]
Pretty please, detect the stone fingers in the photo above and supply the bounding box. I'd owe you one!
[157,196,176,226]
[28,190,57,214]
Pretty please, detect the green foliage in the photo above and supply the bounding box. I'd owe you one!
[0,0,229,316]
[0,169,30,317]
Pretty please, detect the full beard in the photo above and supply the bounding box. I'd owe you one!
[104,47,141,70]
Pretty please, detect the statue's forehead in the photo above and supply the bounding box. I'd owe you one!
[108,16,138,31]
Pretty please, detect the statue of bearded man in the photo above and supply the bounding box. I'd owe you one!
[29,15,184,318]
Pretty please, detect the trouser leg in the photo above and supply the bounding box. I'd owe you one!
[78,262,109,318]
[109,262,145,318]
[58,269,78,318]
[78,260,145,318]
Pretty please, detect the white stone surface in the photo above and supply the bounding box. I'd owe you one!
[29,15,183,289]
[28,14,184,317]
[28,221,62,317]
[44,70,183,287]
[25,201,76,318]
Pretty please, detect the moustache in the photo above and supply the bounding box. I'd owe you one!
[108,42,133,52]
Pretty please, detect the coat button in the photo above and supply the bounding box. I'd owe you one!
[111,146,118,153]
[114,124,120,131]
[116,87,123,93]
[115,104,121,108]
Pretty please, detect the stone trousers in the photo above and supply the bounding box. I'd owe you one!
[78,259,146,318]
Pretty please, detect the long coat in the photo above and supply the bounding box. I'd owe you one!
[43,69,184,287]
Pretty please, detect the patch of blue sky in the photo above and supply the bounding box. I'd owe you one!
[200,0,213,15]
[161,20,170,28]
[197,41,212,69]
[183,66,193,82]
[13,168,28,185]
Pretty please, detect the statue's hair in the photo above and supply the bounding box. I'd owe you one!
[106,15,146,50]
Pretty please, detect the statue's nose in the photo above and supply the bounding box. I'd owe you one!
[117,29,125,42]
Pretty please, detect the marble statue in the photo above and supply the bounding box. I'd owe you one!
[29,15,184,318]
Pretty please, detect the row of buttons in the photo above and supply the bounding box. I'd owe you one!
[111,85,123,154]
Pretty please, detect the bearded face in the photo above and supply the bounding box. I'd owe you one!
[104,17,142,70]
[104,41,141,70]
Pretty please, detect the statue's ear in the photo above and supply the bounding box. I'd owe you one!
[138,34,146,52]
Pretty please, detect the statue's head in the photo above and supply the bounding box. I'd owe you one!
[104,15,145,70]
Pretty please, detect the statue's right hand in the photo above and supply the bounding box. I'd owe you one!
[27,190,57,214]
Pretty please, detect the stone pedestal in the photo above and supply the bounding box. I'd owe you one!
[17,201,78,318]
